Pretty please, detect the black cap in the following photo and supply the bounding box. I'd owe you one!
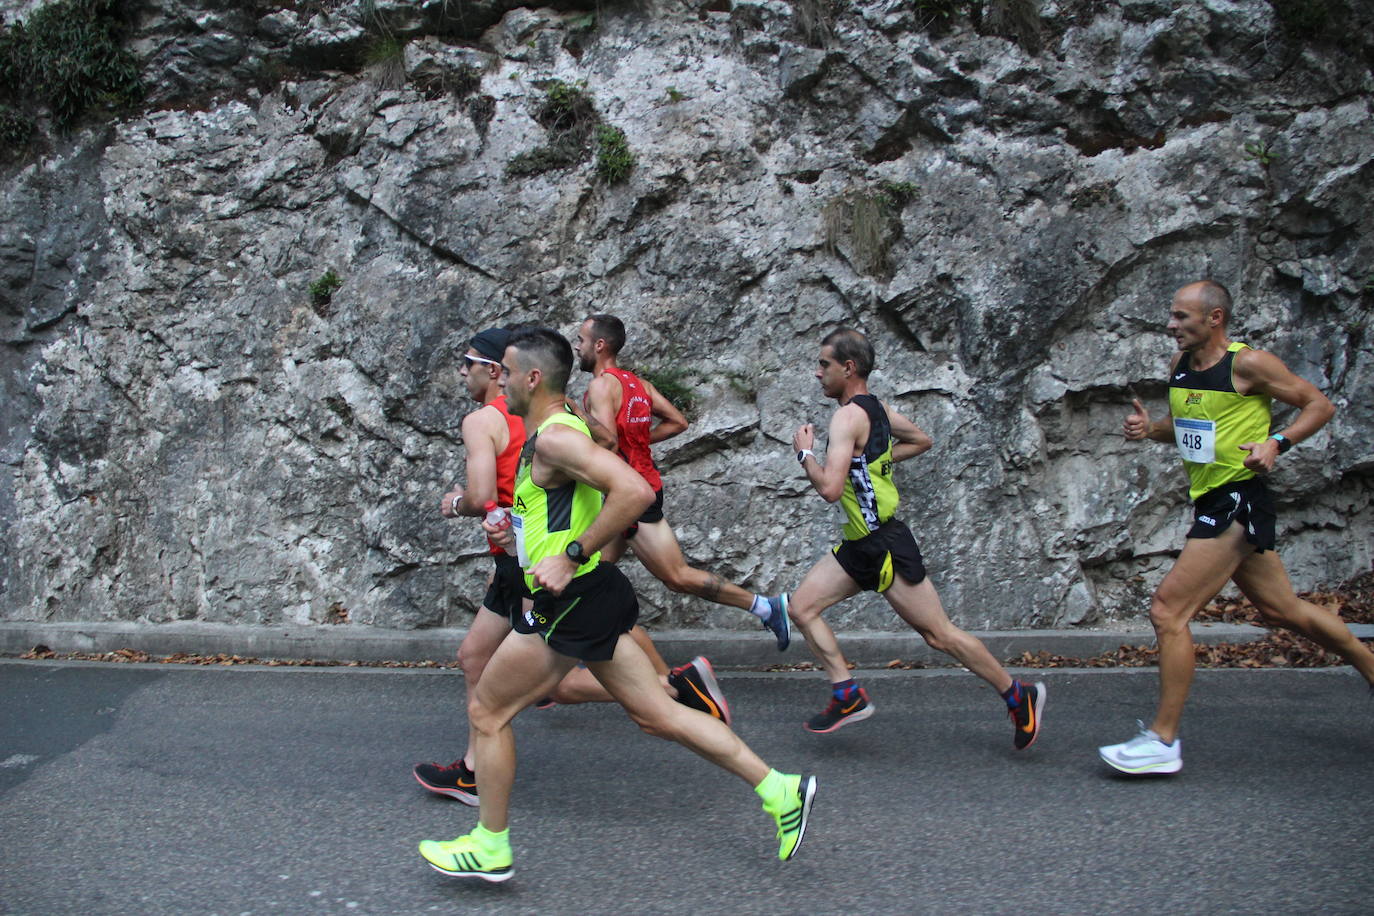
[469,327,510,362]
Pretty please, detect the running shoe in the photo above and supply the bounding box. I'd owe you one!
[804,687,874,733]
[1009,680,1047,750]
[668,655,732,725]
[413,759,479,805]
[1098,721,1182,775]
[418,832,513,882]
[762,593,790,651]
[765,773,818,861]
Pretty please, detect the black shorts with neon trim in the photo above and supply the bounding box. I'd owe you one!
[832,518,927,593]
[623,488,666,539]
[482,552,529,620]
[1186,477,1276,552]
[511,562,639,662]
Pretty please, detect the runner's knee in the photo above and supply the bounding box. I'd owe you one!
[1148,595,1191,634]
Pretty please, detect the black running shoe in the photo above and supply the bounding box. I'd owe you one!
[413,759,478,805]
[1009,680,1047,750]
[668,656,732,725]
[762,593,790,651]
[804,687,874,733]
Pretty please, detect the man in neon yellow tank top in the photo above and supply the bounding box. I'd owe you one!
[783,328,1047,749]
[1099,280,1374,775]
[417,328,817,881]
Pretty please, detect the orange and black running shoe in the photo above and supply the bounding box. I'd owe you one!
[804,687,874,733]
[413,759,478,805]
[1009,681,1047,750]
[668,656,732,725]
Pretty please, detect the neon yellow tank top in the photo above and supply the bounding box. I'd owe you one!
[1167,341,1272,501]
[511,411,603,592]
[839,395,901,541]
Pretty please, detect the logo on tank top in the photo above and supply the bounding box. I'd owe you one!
[1185,392,1203,406]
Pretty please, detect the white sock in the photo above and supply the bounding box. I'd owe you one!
[750,595,771,620]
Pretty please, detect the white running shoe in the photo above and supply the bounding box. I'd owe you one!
[1099,721,1182,775]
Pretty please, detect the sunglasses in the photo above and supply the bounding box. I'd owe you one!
[464,354,502,371]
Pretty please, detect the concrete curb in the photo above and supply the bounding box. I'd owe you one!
[0,620,1329,668]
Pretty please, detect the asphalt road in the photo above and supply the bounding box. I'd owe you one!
[1,661,1371,915]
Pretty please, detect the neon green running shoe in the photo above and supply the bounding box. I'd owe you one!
[766,774,818,861]
[418,832,514,882]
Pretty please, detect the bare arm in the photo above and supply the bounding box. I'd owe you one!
[441,405,505,518]
[1232,348,1336,472]
[564,396,616,450]
[584,375,621,453]
[642,379,689,443]
[792,404,864,504]
[524,424,655,594]
[887,404,933,462]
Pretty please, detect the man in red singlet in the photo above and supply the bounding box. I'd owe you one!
[412,328,731,805]
[574,314,791,650]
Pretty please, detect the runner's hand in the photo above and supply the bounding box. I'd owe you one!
[482,516,515,549]
[440,487,464,517]
[793,424,815,452]
[530,555,575,595]
[1123,398,1151,441]
[1239,439,1278,474]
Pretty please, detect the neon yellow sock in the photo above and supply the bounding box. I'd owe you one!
[474,823,510,852]
[753,769,788,811]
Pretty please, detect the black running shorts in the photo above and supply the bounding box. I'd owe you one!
[832,518,928,593]
[623,488,666,539]
[1186,477,1276,552]
[482,552,529,620]
[512,562,639,662]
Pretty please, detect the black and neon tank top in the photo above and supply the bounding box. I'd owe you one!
[839,395,900,541]
[511,411,603,593]
[1167,342,1271,501]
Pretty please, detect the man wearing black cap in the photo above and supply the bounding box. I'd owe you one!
[413,328,731,805]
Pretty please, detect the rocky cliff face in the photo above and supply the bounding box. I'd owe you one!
[2,0,1371,634]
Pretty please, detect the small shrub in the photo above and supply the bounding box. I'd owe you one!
[594,125,634,184]
[1243,140,1276,167]
[363,35,406,89]
[881,180,920,207]
[537,79,595,132]
[0,0,143,130]
[665,86,687,103]
[0,104,34,151]
[310,269,343,311]
[638,366,697,417]
[822,187,905,277]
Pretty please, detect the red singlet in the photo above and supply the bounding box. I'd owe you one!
[488,395,526,555]
[600,367,662,491]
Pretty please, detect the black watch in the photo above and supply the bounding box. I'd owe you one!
[565,540,586,563]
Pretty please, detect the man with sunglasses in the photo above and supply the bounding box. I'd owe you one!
[574,314,791,649]
[783,327,1047,746]
[412,328,731,806]
[417,327,816,880]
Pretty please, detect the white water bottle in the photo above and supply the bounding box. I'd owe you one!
[483,501,511,530]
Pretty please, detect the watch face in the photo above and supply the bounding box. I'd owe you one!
[566,541,584,561]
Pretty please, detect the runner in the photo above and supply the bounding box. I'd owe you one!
[782,327,1046,747]
[1099,280,1374,775]
[412,328,731,806]
[574,314,791,650]
[417,328,817,880]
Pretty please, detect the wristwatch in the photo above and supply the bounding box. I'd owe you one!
[565,540,587,563]
[1269,433,1292,454]
[797,449,815,465]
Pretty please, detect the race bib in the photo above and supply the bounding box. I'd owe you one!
[1174,417,1216,464]
[511,513,530,567]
